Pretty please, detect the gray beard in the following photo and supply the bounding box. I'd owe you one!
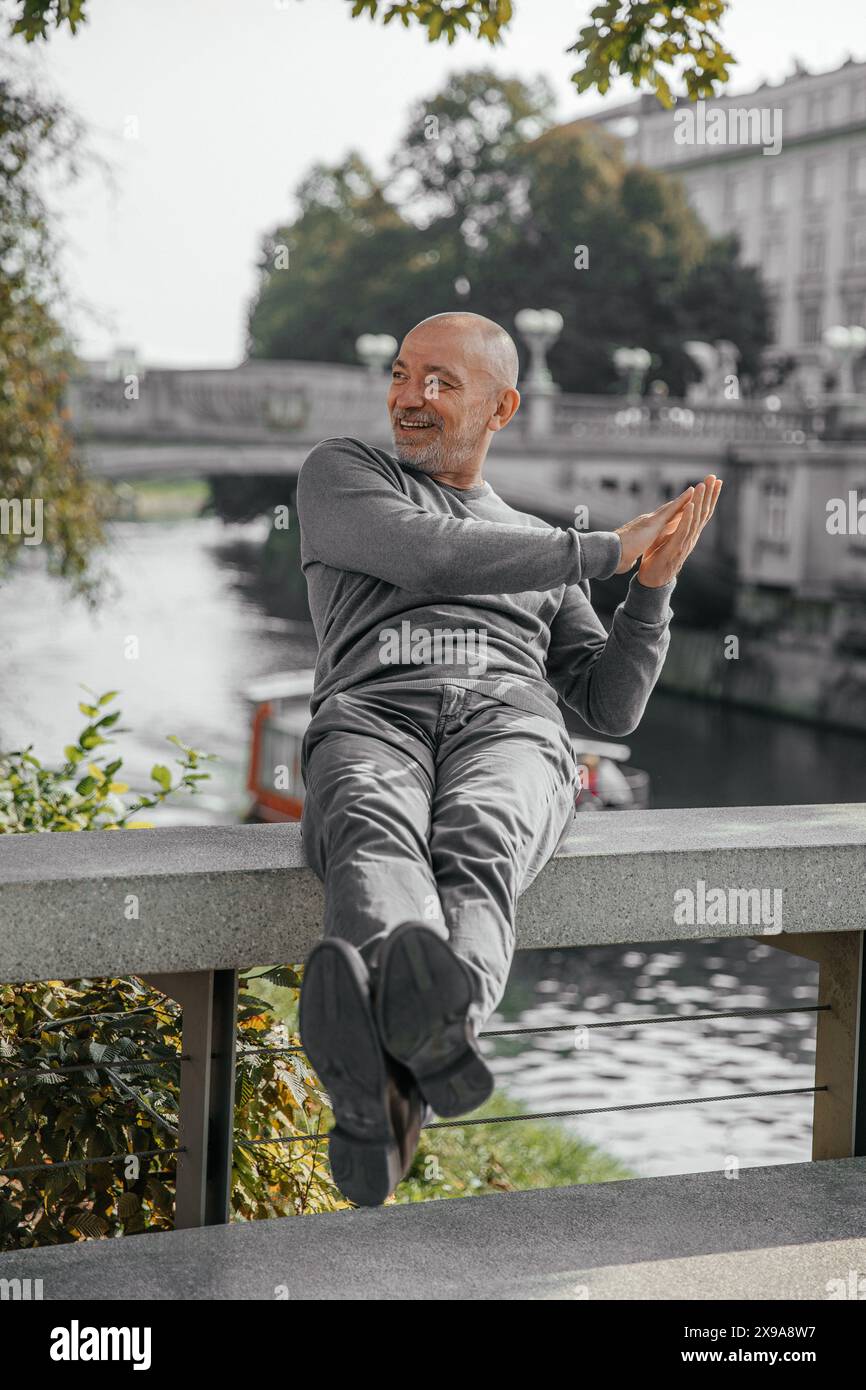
[391,408,490,477]
[392,434,447,473]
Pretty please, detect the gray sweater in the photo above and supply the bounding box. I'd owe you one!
[296,436,676,734]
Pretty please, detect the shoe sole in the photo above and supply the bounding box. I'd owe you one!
[299,939,403,1206]
[376,924,494,1118]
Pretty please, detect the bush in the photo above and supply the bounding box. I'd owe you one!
[0,692,346,1248]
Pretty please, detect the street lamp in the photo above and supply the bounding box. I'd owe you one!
[514,309,564,439]
[822,324,866,396]
[355,333,398,374]
[514,309,564,389]
[613,346,652,398]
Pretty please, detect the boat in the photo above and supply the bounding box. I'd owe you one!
[243,672,650,821]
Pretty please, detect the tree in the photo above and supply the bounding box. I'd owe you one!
[248,70,771,393]
[247,152,458,364]
[677,233,771,389]
[390,68,555,244]
[0,64,110,599]
[7,1,736,106]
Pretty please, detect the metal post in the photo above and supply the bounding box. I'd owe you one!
[142,969,238,1227]
[760,931,866,1159]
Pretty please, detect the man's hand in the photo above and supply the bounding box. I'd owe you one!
[614,486,695,574]
[638,475,723,587]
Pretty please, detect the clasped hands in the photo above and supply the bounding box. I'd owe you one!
[613,474,723,588]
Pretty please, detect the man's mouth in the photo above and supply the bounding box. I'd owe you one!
[394,416,439,433]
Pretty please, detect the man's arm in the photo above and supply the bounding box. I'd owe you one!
[545,576,675,737]
[296,438,621,595]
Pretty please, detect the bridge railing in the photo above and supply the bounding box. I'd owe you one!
[67,364,391,445]
[68,366,824,449]
[1,805,864,1233]
[549,392,822,445]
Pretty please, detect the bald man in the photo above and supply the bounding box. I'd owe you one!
[296,312,721,1206]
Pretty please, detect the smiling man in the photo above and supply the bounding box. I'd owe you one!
[296,311,721,1207]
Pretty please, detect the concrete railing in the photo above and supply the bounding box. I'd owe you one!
[1,805,865,1231]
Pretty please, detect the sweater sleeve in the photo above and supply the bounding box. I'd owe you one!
[296,437,622,596]
[545,574,676,736]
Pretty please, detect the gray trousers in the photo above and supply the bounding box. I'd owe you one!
[300,683,578,1028]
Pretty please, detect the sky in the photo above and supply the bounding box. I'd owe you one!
[11,0,866,367]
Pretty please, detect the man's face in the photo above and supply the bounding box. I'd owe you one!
[387,323,498,477]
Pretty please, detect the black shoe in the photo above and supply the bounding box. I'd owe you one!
[299,938,424,1206]
[375,923,494,1119]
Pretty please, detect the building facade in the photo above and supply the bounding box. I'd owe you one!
[584,57,866,388]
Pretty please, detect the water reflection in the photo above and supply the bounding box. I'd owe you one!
[489,937,818,1177]
[0,518,317,824]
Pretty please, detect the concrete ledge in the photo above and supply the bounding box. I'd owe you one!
[4,1159,866,1301]
[0,805,864,982]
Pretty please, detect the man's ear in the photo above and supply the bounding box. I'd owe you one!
[488,387,520,433]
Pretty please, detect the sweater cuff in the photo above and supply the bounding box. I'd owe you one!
[623,574,676,623]
[577,530,621,580]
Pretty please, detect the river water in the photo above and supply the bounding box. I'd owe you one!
[2,515,863,1179]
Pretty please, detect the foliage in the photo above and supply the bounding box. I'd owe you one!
[0,62,111,600]
[248,70,771,394]
[0,689,216,833]
[6,0,86,42]
[399,1089,633,1201]
[570,1,734,107]
[0,969,348,1247]
[390,68,555,241]
[349,1,735,104]
[0,693,348,1247]
[6,0,736,104]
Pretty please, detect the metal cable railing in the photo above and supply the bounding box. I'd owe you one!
[1,1000,827,1181]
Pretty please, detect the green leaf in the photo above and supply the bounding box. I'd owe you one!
[150,765,172,791]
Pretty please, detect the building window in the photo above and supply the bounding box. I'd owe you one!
[760,480,790,545]
[808,91,833,128]
[804,159,829,202]
[847,223,866,265]
[803,231,825,271]
[849,149,866,196]
[851,83,866,120]
[761,236,785,277]
[800,301,822,343]
[765,170,786,208]
[724,175,743,214]
[689,183,711,222]
[842,293,866,326]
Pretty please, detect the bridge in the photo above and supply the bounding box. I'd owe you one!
[1,806,865,1299]
[68,359,866,604]
[69,358,828,469]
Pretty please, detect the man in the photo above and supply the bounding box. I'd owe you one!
[296,311,721,1207]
